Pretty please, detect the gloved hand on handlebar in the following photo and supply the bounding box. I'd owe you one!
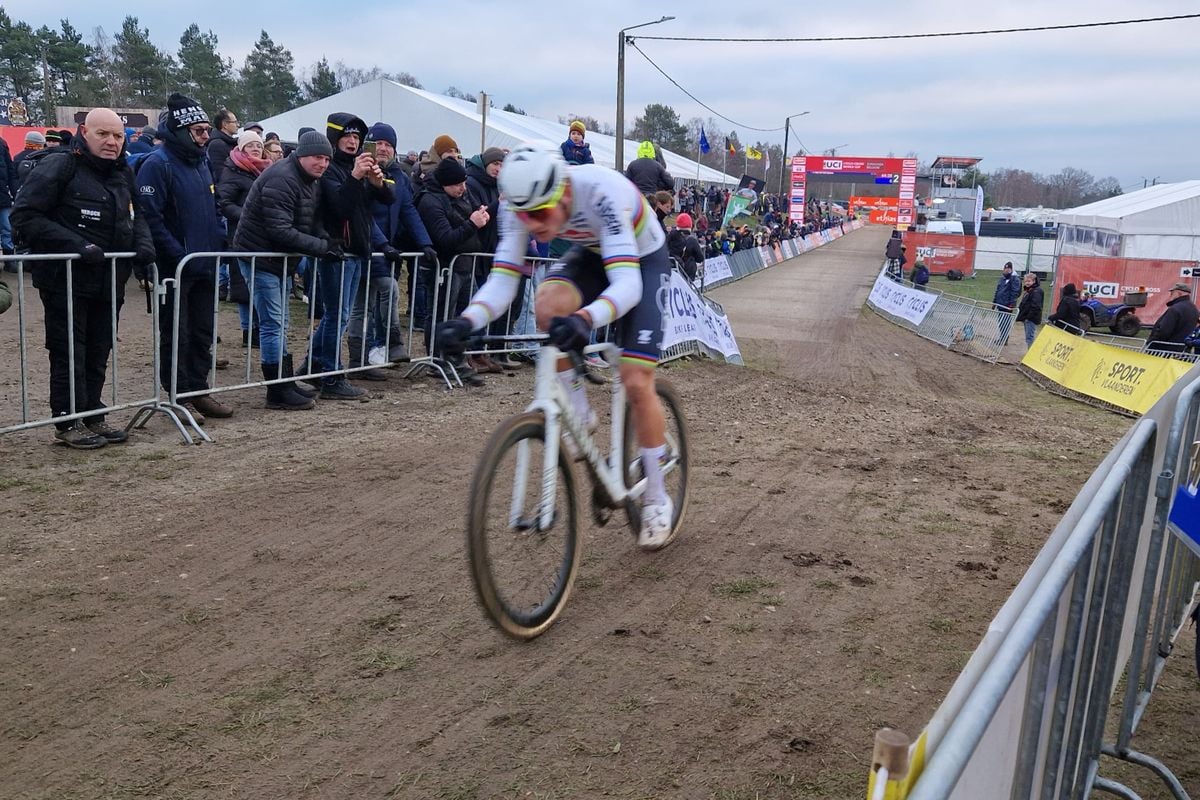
[435,317,475,358]
[548,314,591,353]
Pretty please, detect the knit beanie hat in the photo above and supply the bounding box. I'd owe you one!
[569,120,586,136]
[24,130,45,147]
[44,130,62,144]
[295,130,333,158]
[140,125,157,140]
[482,147,506,167]
[675,212,693,229]
[236,130,264,151]
[433,157,467,186]
[298,126,316,137]
[244,121,264,133]
[433,134,459,157]
[367,122,397,148]
[164,92,209,132]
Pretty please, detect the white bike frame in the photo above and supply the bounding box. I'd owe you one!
[515,341,642,532]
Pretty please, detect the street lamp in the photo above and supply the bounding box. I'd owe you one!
[616,15,675,171]
[777,110,810,195]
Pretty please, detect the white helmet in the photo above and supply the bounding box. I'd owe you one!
[499,142,568,211]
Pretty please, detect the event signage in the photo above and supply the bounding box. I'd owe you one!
[790,156,918,225]
[661,270,741,363]
[867,269,937,325]
[1020,324,1192,415]
[702,255,733,284]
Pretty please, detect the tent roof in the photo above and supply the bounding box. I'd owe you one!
[256,79,737,185]
[931,156,982,169]
[1056,181,1200,235]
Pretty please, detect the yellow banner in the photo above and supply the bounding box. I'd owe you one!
[1021,325,1192,415]
[746,146,763,160]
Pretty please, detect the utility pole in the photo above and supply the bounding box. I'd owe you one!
[478,91,489,153]
[615,16,674,171]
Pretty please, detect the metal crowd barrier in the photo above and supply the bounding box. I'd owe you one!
[878,365,1200,800]
[0,252,186,439]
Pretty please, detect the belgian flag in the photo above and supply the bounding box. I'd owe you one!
[726,138,737,156]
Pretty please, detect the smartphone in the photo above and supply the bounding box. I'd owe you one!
[363,141,377,159]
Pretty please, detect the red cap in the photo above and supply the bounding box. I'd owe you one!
[675,212,693,229]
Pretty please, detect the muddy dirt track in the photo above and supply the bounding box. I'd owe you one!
[2,227,1195,799]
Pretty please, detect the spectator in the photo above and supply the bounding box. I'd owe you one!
[207,107,240,183]
[1015,272,1043,348]
[911,261,930,288]
[560,120,594,165]
[1047,282,1082,334]
[347,122,436,376]
[243,121,264,136]
[668,212,704,282]
[0,131,14,257]
[395,149,418,180]
[1146,283,1199,353]
[625,141,674,196]
[263,139,284,163]
[652,190,674,231]
[992,261,1021,345]
[232,130,336,411]
[12,130,47,192]
[465,146,510,372]
[216,129,271,348]
[415,156,489,385]
[310,112,394,400]
[127,125,156,156]
[138,92,232,422]
[414,134,460,185]
[11,108,155,449]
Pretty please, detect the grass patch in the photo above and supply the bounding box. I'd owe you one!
[917,511,959,535]
[252,547,281,563]
[813,579,840,590]
[574,576,601,590]
[130,669,174,689]
[729,622,757,634]
[927,616,958,634]
[358,648,416,674]
[712,577,776,597]
[635,564,665,581]
[139,451,170,461]
[180,607,210,625]
[759,594,784,606]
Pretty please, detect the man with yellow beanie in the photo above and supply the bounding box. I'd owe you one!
[560,120,593,165]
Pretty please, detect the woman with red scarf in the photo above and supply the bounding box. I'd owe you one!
[217,130,272,348]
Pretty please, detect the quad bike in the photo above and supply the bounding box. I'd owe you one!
[1079,290,1146,337]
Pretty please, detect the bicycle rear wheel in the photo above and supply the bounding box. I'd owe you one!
[466,411,580,640]
[623,378,690,545]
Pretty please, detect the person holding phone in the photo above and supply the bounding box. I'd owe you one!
[307,112,394,399]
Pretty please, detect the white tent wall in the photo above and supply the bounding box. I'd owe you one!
[256,79,738,186]
[1055,181,1200,261]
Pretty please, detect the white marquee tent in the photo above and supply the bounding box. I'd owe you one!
[1055,181,1200,261]
[256,79,737,186]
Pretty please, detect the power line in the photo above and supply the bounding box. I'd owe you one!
[627,41,783,133]
[632,13,1200,43]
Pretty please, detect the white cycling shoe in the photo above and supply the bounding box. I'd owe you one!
[638,496,675,551]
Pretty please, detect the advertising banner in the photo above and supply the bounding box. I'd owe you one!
[849,195,899,210]
[903,232,976,276]
[869,209,899,225]
[702,254,733,284]
[867,270,937,325]
[1021,324,1191,415]
[662,271,742,363]
[721,174,764,227]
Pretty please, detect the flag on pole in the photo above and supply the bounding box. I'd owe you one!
[765,150,771,173]
[726,138,737,156]
[699,127,711,154]
[746,146,764,160]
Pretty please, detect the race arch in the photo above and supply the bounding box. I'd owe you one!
[789,155,918,226]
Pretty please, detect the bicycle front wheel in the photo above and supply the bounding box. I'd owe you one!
[623,378,690,545]
[466,411,580,640]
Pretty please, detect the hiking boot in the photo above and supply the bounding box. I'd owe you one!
[495,353,524,369]
[469,354,503,374]
[263,364,315,410]
[54,421,107,450]
[191,394,234,419]
[320,378,366,400]
[638,496,676,551]
[85,419,129,443]
[181,403,206,425]
[215,357,230,370]
[387,343,411,363]
[353,367,389,381]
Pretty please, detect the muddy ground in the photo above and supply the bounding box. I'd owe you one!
[1,227,1194,799]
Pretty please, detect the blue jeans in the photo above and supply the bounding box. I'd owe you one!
[239,260,289,366]
[348,272,403,352]
[0,207,12,251]
[312,256,363,375]
[1024,320,1038,348]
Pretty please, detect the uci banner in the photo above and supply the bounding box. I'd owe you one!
[661,271,742,364]
[1021,325,1192,415]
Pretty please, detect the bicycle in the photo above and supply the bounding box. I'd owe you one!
[465,334,690,640]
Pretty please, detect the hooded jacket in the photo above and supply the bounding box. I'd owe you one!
[206,128,237,184]
[624,143,674,196]
[136,124,225,280]
[465,155,500,254]
[1016,280,1043,324]
[1048,285,1082,332]
[11,133,155,298]
[560,138,594,166]
[232,155,330,278]
[319,112,394,257]
[415,174,483,274]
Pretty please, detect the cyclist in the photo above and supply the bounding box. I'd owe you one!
[437,142,676,550]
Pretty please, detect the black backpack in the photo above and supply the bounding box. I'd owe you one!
[947,268,964,281]
[15,148,71,194]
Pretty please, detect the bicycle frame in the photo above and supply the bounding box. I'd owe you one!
[519,341,641,532]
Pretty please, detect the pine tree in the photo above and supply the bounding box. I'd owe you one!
[630,104,688,154]
[303,56,342,102]
[112,16,174,107]
[47,21,98,107]
[0,9,41,121]
[176,24,234,117]
[237,31,301,120]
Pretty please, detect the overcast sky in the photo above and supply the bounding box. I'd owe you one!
[6,0,1198,188]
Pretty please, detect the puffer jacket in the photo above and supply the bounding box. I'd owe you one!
[232,155,329,278]
[206,128,237,184]
[11,135,154,299]
[319,112,394,257]
[625,157,674,195]
[415,175,483,275]
[560,138,594,165]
